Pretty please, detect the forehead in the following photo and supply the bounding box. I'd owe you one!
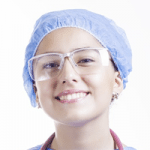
[36,27,103,55]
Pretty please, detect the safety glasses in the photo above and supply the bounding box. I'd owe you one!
[28,48,111,81]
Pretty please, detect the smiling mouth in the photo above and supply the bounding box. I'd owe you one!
[55,92,90,101]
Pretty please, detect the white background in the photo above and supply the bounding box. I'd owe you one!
[0,0,150,149]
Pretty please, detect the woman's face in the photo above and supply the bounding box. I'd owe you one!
[34,27,120,126]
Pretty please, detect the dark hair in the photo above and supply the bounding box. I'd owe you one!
[111,59,118,72]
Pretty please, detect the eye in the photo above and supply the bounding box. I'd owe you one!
[78,58,94,63]
[43,63,59,69]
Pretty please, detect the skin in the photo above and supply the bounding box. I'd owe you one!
[34,27,126,150]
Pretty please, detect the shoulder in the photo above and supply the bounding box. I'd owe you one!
[115,143,136,150]
[122,143,137,150]
[27,144,42,150]
[124,147,137,150]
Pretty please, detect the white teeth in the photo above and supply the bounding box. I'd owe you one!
[76,93,80,98]
[72,93,76,99]
[67,94,72,100]
[59,92,87,101]
[80,93,83,97]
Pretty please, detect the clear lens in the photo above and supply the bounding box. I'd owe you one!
[73,49,102,74]
[29,54,61,81]
[28,48,109,81]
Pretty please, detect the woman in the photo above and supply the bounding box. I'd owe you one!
[23,9,136,150]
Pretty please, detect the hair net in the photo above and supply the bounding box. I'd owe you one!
[23,9,132,107]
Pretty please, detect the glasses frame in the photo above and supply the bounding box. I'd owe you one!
[28,48,111,81]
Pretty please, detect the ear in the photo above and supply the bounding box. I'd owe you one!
[33,82,39,103]
[113,71,123,94]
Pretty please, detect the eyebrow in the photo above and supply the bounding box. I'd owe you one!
[41,46,91,54]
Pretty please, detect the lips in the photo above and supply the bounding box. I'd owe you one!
[55,89,90,101]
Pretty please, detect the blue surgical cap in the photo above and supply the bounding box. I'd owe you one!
[23,9,132,107]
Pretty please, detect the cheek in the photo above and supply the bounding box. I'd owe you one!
[36,80,58,118]
[81,72,114,101]
[82,72,112,89]
[36,80,57,101]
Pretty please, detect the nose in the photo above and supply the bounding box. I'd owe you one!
[58,57,80,84]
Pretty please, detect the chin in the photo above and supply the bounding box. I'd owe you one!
[54,112,100,127]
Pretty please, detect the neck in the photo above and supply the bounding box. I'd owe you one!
[51,110,116,150]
